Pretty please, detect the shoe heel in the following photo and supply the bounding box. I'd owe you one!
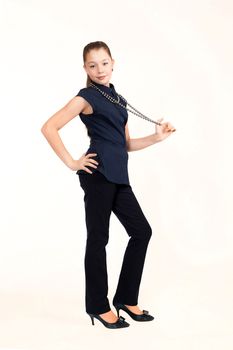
[87,311,129,328]
[114,306,120,317]
[89,314,95,325]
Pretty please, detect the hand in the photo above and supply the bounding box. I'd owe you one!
[155,117,176,141]
[69,153,99,174]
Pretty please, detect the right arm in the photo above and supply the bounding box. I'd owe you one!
[41,96,98,173]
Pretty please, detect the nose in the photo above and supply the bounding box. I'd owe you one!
[97,65,104,73]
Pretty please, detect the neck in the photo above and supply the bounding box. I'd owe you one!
[90,79,111,88]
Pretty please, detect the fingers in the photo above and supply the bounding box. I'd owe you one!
[86,153,99,165]
[166,127,176,132]
[81,162,97,174]
[166,123,174,132]
[156,117,176,132]
[167,123,176,132]
[86,153,98,157]
[162,121,176,132]
[156,117,164,126]
[156,117,175,131]
[81,152,99,174]
[82,167,93,174]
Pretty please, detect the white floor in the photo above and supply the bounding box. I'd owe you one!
[0,290,232,350]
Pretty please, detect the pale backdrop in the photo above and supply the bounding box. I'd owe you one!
[0,0,233,349]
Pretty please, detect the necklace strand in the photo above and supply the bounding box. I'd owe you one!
[89,82,162,126]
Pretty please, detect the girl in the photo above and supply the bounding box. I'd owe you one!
[41,41,175,329]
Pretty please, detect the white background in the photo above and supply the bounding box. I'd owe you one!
[0,0,233,349]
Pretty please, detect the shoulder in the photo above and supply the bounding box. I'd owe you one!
[79,86,92,92]
[78,85,100,93]
[76,86,93,94]
[75,86,99,112]
[76,86,100,99]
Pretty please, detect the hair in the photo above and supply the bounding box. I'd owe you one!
[82,41,113,138]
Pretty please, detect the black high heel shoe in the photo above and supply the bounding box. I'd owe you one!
[87,313,130,329]
[113,302,154,322]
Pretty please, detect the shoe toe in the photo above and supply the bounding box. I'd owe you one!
[117,315,130,327]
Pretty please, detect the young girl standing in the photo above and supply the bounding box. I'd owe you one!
[41,41,175,329]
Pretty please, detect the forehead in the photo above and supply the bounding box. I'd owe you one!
[86,48,111,63]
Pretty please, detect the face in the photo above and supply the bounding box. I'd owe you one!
[84,48,115,87]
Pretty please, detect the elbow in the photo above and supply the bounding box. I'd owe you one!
[126,139,131,152]
[41,123,49,135]
[41,122,57,135]
[41,124,46,134]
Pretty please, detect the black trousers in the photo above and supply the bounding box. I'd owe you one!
[78,171,152,314]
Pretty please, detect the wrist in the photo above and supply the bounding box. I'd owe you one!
[66,157,75,169]
[153,133,163,143]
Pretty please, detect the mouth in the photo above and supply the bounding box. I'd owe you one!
[97,76,106,80]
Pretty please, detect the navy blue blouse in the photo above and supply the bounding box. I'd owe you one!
[75,80,130,185]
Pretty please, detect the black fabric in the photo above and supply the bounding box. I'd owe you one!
[78,171,152,314]
[75,80,130,185]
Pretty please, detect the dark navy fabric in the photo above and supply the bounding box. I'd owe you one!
[75,80,130,185]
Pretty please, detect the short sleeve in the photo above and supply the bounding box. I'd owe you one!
[75,88,96,114]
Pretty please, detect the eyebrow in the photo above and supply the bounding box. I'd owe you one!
[87,59,109,64]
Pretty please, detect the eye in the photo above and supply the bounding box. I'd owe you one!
[90,65,94,68]
[103,62,108,65]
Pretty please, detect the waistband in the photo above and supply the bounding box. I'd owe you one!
[90,137,127,148]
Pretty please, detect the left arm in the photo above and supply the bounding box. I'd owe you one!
[125,118,176,152]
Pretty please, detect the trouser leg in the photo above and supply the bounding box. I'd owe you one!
[78,172,117,314]
[112,185,152,306]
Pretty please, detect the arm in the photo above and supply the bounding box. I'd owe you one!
[41,96,87,169]
[125,119,176,152]
[125,122,162,152]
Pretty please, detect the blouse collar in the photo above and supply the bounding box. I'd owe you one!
[90,79,115,93]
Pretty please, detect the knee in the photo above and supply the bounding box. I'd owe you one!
[137,223,152,241]
[145,224,152,241]
[86,233,109,248]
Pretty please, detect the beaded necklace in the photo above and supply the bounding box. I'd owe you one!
[90,82,162,126]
